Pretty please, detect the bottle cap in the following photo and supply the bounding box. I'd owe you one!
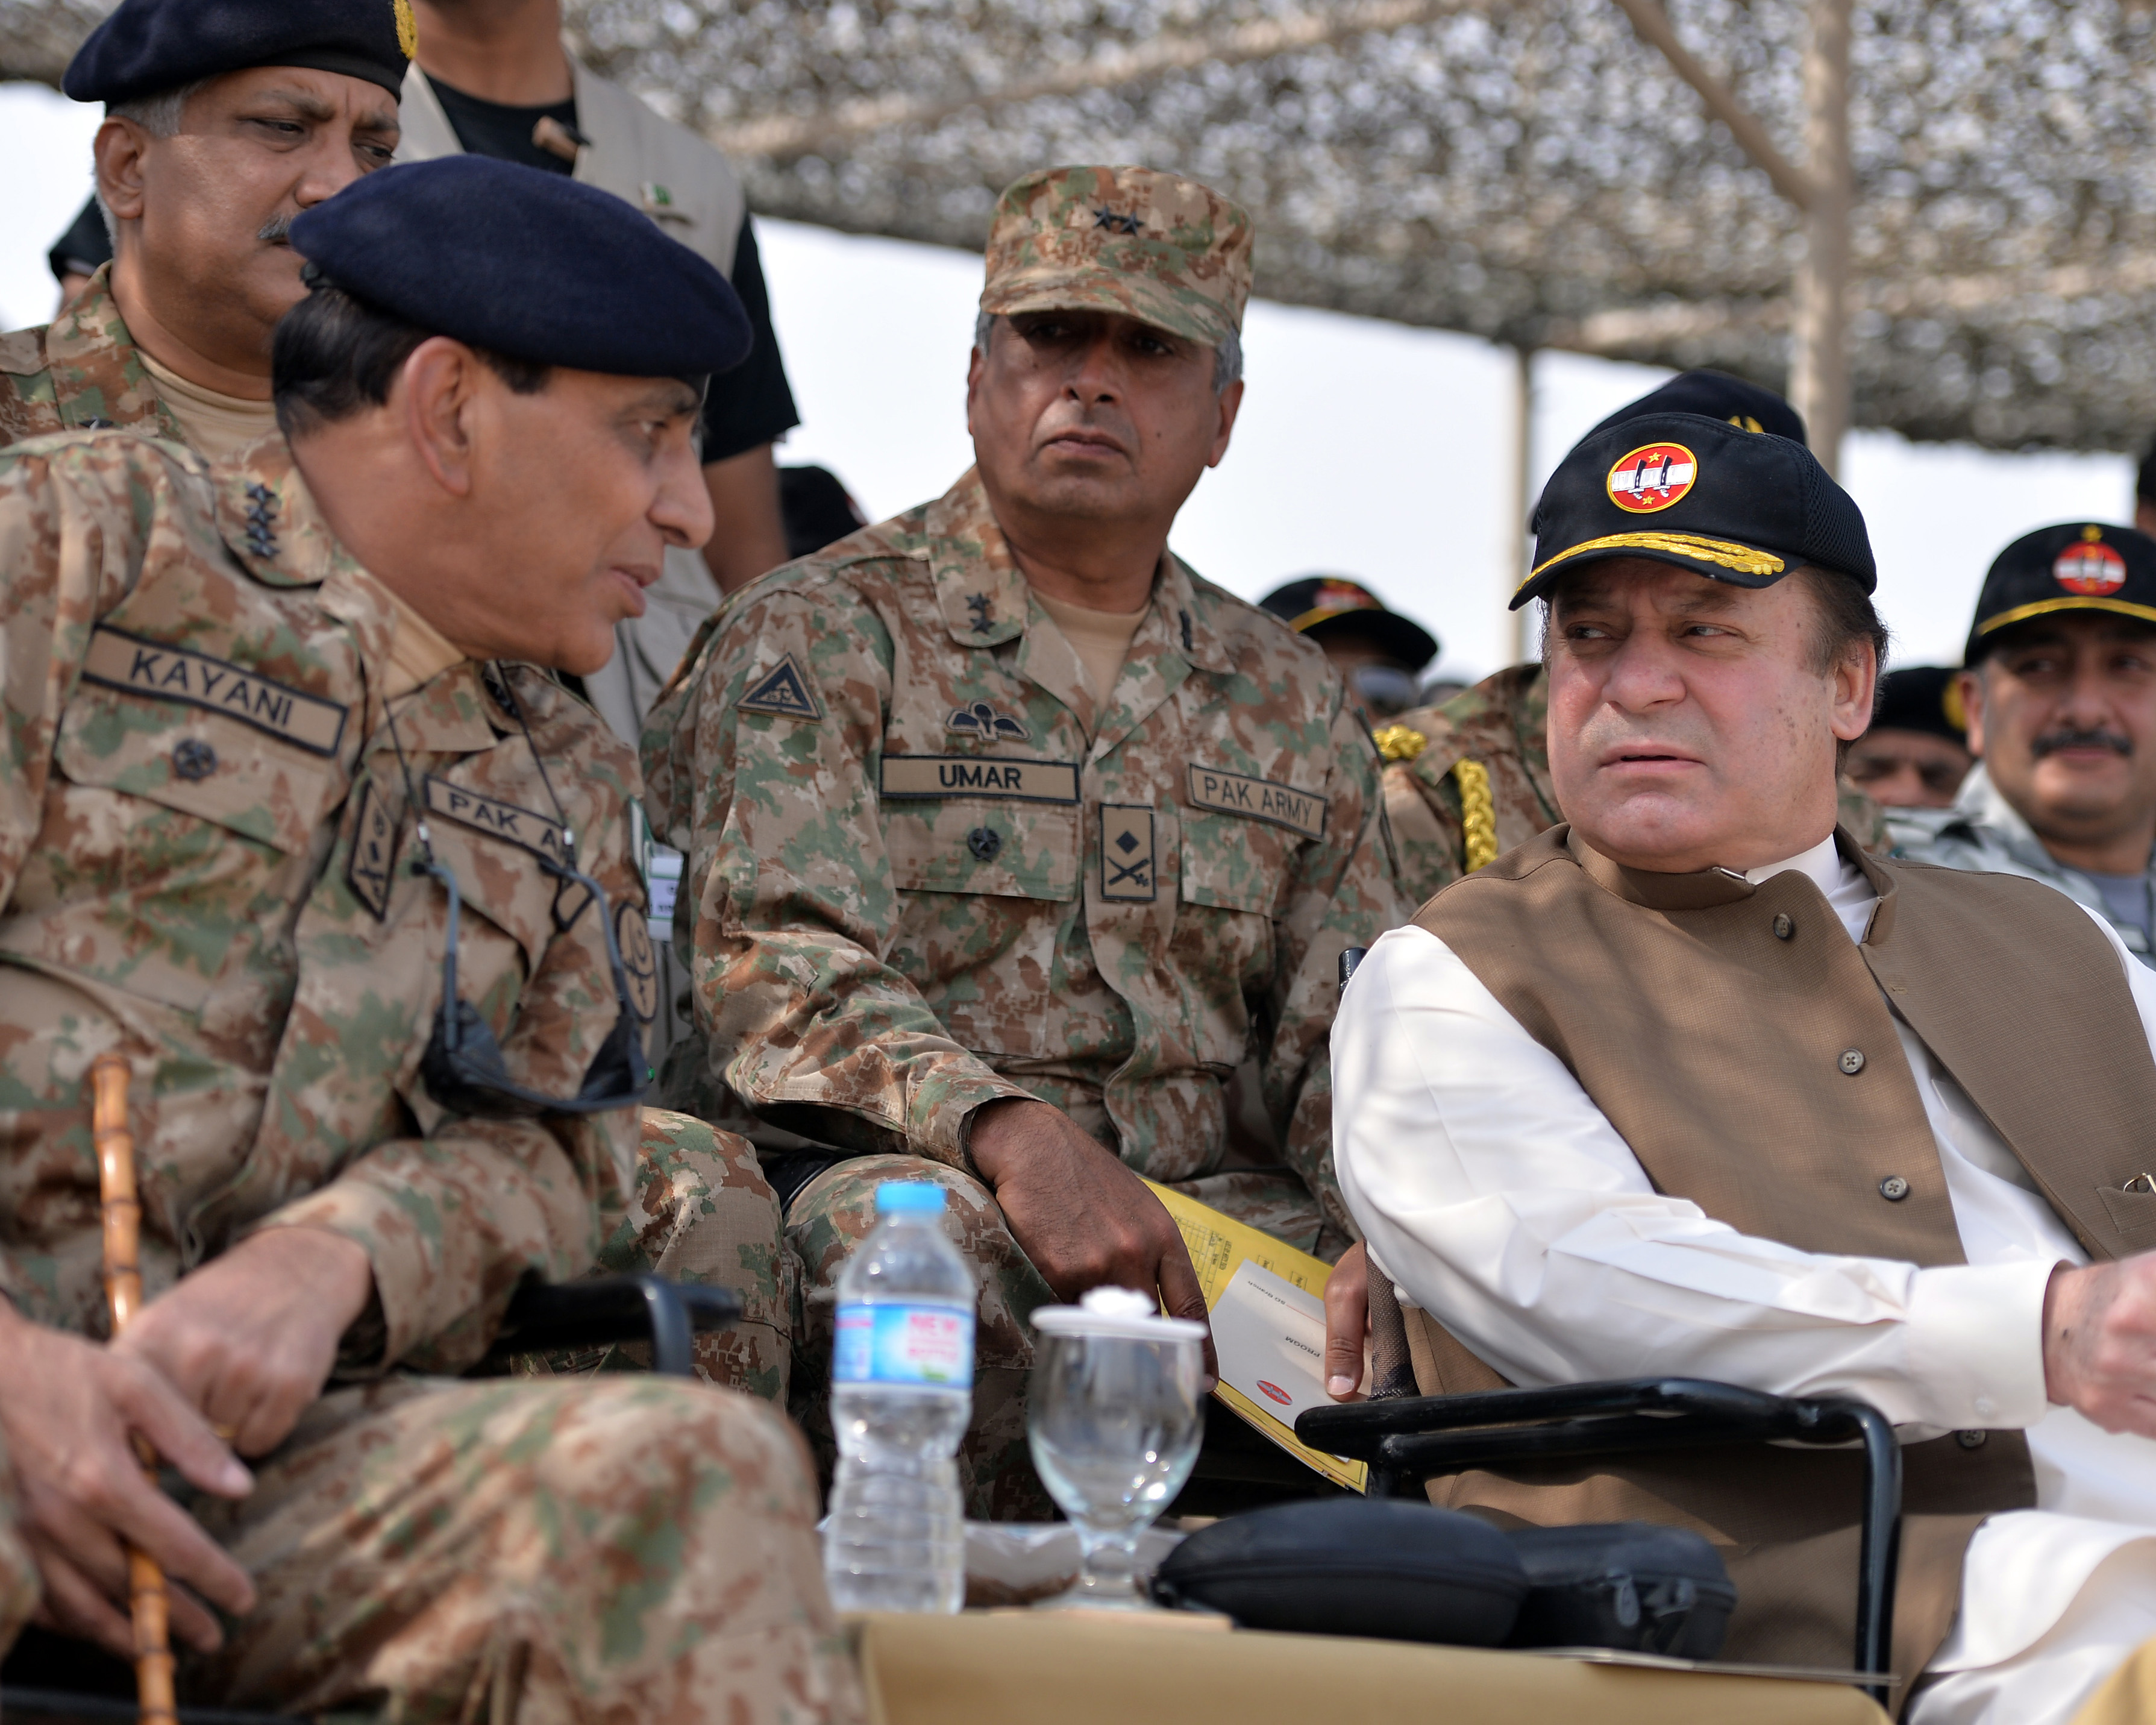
[1031,1285,1208,1342]
[875,1181,949,1216]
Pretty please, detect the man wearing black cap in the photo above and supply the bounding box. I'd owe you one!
[1850,665,1975,814]
[1894,524,2156,966]
[1377,370,1885,910]
[0,0,411,459]
[1257,576,1441,724]
[0,158,857,1721]
[1333,416,2156,1723]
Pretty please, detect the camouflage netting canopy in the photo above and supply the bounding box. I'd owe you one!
[8,0,2156,450]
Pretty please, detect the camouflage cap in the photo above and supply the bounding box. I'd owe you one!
[980,165,1253,349]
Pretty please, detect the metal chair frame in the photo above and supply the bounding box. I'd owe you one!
[1297,1376,1902,1706]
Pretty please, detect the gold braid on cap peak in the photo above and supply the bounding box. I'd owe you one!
[1452,759,1499,873]
[1525,532,1787,586]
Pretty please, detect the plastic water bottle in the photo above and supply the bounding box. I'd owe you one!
[824,1181,974,1613]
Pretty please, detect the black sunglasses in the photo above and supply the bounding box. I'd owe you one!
[415,852,648,1119]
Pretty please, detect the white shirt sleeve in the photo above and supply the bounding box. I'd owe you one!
[1332,924,2058,1433]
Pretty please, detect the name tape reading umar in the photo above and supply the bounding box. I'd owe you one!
[879,755,1081,803]
[1185,765,1327,840]
[82,625,348,755]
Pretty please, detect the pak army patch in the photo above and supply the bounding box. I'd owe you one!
[346,779,400,920]
[1186,764,1327,841]
[1100,805,1156,902]
[737,653,823,721]
[614,900,660,1023]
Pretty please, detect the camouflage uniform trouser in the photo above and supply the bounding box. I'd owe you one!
[786,1154,1340,1522]
[19,1376,861,1724]
[568,1109,792,1404]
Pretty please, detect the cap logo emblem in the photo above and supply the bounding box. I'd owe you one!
[394,0,418,58]
[1608,442,1697,514]
[2055,527,2127,597]
[1313,580,1377,613]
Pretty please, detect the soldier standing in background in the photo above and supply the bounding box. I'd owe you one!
[1380,371,1887,907]
[644,165,1406,1515]
[396,0,803,747]
[0,156,856,1721]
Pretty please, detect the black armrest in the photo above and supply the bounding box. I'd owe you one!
[1297,1377,1901,1702]
[479,1274,744,1378]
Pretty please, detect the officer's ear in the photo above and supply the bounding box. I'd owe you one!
[93,118,152,232]
[398,336,484,500]
[1958,666,1988,761]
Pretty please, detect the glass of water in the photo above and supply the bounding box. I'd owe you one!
[1027,1287,1208,1610]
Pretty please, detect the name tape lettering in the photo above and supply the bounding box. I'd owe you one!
[879,755,1080,804]
[82,626,348,756]
[1185,764,1327,841]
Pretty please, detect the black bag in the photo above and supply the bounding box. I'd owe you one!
[1503,1522,1737,1659]
[1149,1498,1527,1645]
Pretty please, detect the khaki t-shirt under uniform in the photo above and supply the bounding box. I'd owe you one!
[1032,588,1150,708]
[138,351,279,466]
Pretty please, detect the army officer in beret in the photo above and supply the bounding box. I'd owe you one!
[0,0,410,454]
[0,157,857,1723]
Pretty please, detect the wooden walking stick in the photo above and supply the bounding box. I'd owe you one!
[92,1051,178,1725]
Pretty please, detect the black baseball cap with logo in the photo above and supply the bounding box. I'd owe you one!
[1515,411,1875,610]
[1259,576,1440,671]
[1588,369,1808,447]
[1964,522,2156,665]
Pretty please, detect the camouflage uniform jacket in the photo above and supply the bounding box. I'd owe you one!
[643,470,1405,1234]
[1384,661,1891,908]
[0,265,184,445]
[1890,762,2156,967]
[0,429,644,1371]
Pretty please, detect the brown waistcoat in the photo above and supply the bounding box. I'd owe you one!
[1403,826,2156,1711]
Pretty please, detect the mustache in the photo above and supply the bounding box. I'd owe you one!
[2032,726,2133,759]
[257,214,296,245]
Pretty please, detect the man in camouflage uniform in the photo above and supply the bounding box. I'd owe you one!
[1,0,790,1401]
[0,156,856,1721]
[645,165,1407,1516]
[1380,372,1885,908]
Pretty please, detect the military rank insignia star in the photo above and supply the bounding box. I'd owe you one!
[946,700,1030,741]
[1101,806,1156,902]
[966,592,995,629]
[242,482,280,561]
[737,652,824,721]
[1093,208,1143,236]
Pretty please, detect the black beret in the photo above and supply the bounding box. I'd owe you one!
[1964,522,2156,665]
[1516,411,1875,609]
[1258,576,1440,671]
[289,157,753,379]
[65,0,415,105]
[1588,369,1808,448]
[1872,666,1967,744]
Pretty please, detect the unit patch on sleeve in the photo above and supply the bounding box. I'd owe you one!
[1185,764,1327,841]
[1100,805,1156,902]
[345,778,400,920]
[880,756,1080,803]
[736,653,824,721]
[81,625,349,755]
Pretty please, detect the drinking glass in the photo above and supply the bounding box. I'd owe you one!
[1027,1288,1208,1610]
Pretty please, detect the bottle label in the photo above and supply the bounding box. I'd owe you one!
[833,1302,975,1388]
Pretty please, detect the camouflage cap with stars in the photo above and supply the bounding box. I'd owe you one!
[979,165,1254,349]
[1514,410,1875,609]
[1964,522,2156,664]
